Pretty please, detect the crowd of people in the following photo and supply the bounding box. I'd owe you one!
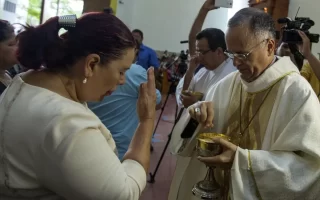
[0,0,320,199]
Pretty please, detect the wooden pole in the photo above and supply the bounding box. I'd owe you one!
[39,0,45,24]
[56,0,61,16]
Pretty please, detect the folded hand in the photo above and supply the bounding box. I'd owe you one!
[180,93,198,108]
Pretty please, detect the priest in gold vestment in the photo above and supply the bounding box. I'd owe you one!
[169,8,320,200]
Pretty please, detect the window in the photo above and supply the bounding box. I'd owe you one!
[3,0,16,13]
[50,0,83,16]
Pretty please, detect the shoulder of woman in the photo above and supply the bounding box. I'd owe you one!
[46,101,102,131]
[21,92,104,138]
[41,103,110,152]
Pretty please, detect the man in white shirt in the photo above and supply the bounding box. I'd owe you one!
[176,0,236,109]
[169,1,236,199]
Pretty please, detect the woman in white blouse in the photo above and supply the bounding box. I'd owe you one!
[0,13,156,200]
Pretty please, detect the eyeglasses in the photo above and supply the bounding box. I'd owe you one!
[196,49,211,56]
[224,39,268,60]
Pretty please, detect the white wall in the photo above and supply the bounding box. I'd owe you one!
[15,0,28,24]
[1,0,17,23]
[43,0,56,22]
[227,0,248,22]
[42,0,84,23]
[288,0,320,55]
[116,0,248,52]
[116,0,136,29]
[130,0,229,52]
[0,0,28,24]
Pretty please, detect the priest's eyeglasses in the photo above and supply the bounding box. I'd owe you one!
[224,39,268,60]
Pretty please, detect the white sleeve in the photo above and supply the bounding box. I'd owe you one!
[40,113,146,200]
[175,77,184,108]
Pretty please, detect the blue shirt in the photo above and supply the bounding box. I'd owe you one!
[88,64,162,160]
[136,44,160,70]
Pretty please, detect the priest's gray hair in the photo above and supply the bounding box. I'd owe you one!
[228,7,276,41]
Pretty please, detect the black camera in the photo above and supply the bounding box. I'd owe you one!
[277,17,319,44]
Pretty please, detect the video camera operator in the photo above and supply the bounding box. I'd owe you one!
[174,0,236,110]
[276,34,320,100]
[298,31,320,99]
[276,16,320,100]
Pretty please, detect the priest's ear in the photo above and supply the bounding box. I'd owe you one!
[266,39,276,56]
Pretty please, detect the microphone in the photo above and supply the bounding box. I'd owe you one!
[306,19,315,26]
[180,40,189,44]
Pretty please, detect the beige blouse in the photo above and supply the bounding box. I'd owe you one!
[0,76,146,200]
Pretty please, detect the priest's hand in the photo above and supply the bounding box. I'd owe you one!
[188,101,214,128]
[197,137,237,169]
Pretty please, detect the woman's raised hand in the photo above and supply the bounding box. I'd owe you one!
[137,67,157,122]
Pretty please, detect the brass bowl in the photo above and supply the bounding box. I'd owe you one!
[196,133,230,157]
[181,90,204,100]
[192,92,204,99]
[181,90,191,95]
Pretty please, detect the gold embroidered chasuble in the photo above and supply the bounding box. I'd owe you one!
[222,76,282,149]
[168,57,320,200]
[219,72,288,199]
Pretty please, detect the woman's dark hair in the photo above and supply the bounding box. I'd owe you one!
[17,13,136,70]
[0,20,14,43]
